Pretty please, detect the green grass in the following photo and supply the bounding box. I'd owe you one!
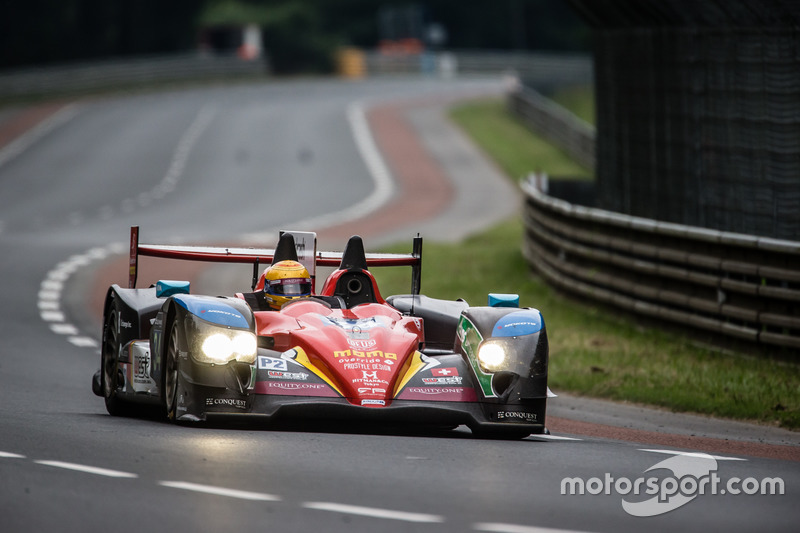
[549,84,596,125]
[449,98,592,180]
[373,93,800,430]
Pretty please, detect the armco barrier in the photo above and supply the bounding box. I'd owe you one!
[364,50,592,88]
[521,175,800,351]
[508,86,595,170]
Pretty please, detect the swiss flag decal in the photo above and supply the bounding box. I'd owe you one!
[432,367,458,377]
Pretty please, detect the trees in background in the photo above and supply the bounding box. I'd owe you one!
[0,0,589,72]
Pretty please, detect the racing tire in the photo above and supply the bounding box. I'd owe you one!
[101,299,137,416]
[163,318,188,422]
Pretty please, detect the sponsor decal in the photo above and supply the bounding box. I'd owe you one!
[347,338,377,350]
[255,381,339,397]
[337,357,393,366]
[270,383,326,390]
[201,308,241,320]
[352,370,389,386]
[342,362,392,372]
[497,411,538,422]
[422,376,463,385]
[397,386,478,402]
[358,387,386,395]
[432,367,458,377]
[258,356,288,371]
[361,399,385,406]
[333,349,396,360]
[267,370,307,380]
[205,397,247,410]
[134,350,150,384]
[407,387,466,395]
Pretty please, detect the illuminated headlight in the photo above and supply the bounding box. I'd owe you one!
[477,341,507,372]
[198,331,257,364]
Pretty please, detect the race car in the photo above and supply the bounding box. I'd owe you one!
[92,227,552,438]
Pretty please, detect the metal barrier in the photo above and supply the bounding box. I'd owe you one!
[508,86,595,170]
[0,53,267,99]
[521,175,800,351]
[364,50,592,87]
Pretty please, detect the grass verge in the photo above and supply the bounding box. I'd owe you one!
[373,95,800,430]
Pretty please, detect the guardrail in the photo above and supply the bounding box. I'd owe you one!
[364,50,592,87]
[508,86,595,170]
[0,53,267,99]
[521,175,800,352]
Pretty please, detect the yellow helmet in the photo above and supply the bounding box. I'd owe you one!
[261,260,311,310]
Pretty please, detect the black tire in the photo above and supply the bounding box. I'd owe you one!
[163,318,186,422]
[101,299,133,416]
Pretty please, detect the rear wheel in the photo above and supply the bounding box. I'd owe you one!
[101,300,133,416]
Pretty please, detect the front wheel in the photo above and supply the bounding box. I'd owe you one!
[163,319,187,422]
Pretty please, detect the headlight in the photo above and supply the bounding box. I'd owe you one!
[477,341,506,372]
[198,331,257,364]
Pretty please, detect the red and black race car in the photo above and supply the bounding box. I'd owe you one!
[92,227,552,439]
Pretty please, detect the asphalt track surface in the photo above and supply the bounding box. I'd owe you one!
[0,78,797,533]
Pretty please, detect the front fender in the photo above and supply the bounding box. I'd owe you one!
[455,307,548,401]
[171,294,255,330]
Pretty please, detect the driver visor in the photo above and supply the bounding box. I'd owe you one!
[267,278,312,296]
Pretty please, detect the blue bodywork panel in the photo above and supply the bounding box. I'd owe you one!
[491,309,544,337]
[157,280,190,298]
[173,295,250,329]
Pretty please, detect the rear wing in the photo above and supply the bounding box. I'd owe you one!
[128,226,422,295]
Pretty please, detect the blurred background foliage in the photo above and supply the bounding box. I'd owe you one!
[0,0,589,73]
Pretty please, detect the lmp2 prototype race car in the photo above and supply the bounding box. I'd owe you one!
[92,227,552,438]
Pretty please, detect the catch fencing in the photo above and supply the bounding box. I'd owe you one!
[511,84,800,352]
[521,175,800,352]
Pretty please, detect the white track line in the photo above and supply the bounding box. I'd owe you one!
[0,451,26,459]
[38,106,217,348]
[159,481,281,501]
[152,104,216,199]
[240,100,394,242]
[303,501,444,523]
[35,460,137,478]
[475,523,595,533]
[530,434,582,441]
[0,104,81,169]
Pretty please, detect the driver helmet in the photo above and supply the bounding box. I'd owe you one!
[261,260,312,310]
